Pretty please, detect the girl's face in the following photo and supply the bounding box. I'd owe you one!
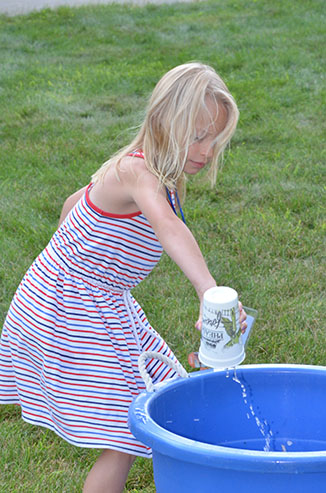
[184,97,227,175]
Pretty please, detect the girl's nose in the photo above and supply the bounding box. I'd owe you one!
[200,141,213,160]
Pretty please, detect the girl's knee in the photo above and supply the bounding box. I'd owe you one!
[100,449,136,466]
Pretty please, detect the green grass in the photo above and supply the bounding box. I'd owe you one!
[0,0,325,490]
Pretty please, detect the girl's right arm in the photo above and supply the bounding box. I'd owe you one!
[121,158,216,301]
[128,169,247,332]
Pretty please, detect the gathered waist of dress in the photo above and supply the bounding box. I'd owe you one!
[38,242,134,296]
[37,244,160,352]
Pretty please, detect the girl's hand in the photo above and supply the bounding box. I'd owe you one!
[195,298,204,331]
[195,301,247,333]
[239,302,247,334]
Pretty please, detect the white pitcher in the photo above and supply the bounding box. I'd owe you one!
[198,286,245,369]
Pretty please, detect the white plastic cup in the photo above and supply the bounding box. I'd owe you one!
[198,286,245,369]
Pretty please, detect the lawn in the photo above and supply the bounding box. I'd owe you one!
[0,0,325,490]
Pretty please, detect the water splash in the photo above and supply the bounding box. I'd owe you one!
[231,368,274,452]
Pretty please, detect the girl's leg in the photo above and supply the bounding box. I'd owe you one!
[83,449,136,493]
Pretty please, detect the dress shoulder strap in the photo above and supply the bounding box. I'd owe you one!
[127,150,144,159]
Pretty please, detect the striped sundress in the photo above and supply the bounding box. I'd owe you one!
[0,170,180,457]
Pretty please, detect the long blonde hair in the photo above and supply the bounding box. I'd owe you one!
[92,62,239,201]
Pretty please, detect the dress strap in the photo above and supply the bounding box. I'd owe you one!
[127,150,144,159]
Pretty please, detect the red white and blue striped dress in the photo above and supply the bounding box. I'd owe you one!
[0,162,179,457]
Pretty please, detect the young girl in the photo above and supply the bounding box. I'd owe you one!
[0,62,246,492]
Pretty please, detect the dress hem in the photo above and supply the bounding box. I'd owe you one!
[19,411,153,458]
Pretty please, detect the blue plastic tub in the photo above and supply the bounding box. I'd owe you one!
[129,365,326,493]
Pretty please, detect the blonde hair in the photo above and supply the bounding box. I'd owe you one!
[92,62,239,201]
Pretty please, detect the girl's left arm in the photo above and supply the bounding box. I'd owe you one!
[58,186,88,226]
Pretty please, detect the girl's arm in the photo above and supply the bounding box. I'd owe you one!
[122,159,216,300]
[132,175,247,331]
[58,186,88,226]
[122,158,247,332]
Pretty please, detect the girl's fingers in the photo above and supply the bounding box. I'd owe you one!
[239,302,247,334]
[197,302,247,332]
[241,320,248,334]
